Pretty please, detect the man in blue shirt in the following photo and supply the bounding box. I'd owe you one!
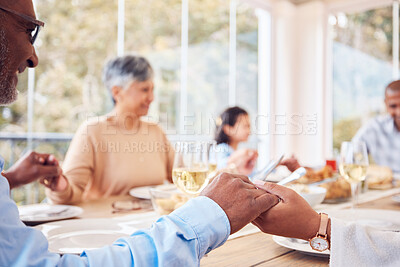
[353,80,400,174]
[0,1,279,266]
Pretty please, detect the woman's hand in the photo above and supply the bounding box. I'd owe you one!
[251,181,321,241]
[3,152,62,189]
[38,155,69,192]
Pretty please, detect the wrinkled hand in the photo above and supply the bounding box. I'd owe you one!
[200,172,279,234]
[252,181,320,240]
[38,156,69,192]
[228,149,258,175]
[3,152,62,189]
[280,155,301,172]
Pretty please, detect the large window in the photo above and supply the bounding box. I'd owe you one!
[0,0,267,203]
[330,4,396,150]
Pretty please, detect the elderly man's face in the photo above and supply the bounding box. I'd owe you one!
[385,89,400,131]
[0,0,39,105]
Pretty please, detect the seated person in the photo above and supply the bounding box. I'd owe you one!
[3,2,399,266]
[352,80,400,174]
[215,107,258,176]
[214,107,301,176]
[46,55,174,204]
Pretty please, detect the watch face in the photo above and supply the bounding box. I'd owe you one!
[310,237,329,252]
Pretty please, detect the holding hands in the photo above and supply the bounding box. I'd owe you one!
[2,151,68,191]
[252,181,326,241]
[200,172,326,241]
[201,172,278,234]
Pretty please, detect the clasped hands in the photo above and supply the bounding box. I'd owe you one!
[201,172,320,240]
[3,151,68,191]
[4,153,320,240]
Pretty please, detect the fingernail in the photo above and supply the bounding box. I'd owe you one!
[253,180,265,186]
[48,155,55,162]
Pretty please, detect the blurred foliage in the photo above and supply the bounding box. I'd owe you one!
[333,7,392,62]
[0,0,259,203]
[332,6,393,149]
[332,118,362,151]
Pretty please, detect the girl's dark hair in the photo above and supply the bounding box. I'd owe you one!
[215,106,248,145]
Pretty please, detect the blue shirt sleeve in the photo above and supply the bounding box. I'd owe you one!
[0,167,230,267]
[82,196,230,266]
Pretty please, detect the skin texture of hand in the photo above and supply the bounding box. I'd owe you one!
[280,155,301,172]
[38,156,69,192]
[227,149,258,175]
[200,172,279,234]
[252,181,321,241]
[2,152,62,189]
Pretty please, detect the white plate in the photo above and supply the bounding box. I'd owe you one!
[273,209,400,257]
[35,215,156,254]
[273,236,330,257]
[19,204,83,223]
[129,184,176,199]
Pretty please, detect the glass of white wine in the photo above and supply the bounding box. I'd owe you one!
[207,141,218,180]
[172,142,209,196]
[339,141,369,208]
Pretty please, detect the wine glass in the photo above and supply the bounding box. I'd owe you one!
[172,142,209,196]
[207,141,218,179]
[338,141,369,208]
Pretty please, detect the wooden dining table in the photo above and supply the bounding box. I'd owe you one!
[202,194,400,266]
[63,191,400,266]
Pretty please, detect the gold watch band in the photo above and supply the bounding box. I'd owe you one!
[318,213,329,237]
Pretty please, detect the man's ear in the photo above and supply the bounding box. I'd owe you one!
[111,86,122,103]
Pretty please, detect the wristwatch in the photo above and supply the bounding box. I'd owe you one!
[309,213,330,252]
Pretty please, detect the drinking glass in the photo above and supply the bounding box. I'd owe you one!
[207,141,218,179]
[338,141,369,208]
[172,142,209,196]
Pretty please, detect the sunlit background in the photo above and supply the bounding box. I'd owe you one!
[0,0,398,204]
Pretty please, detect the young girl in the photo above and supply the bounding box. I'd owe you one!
[215,107,258,175]
[214,107,301,176]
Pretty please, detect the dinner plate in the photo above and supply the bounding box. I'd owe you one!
[129,184,176,199]
[272,236,330,257]
[273,209,400,257]
[35,215,156,254]
[18,204,83,224]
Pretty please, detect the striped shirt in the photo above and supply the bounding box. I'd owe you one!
[353,115,400,174]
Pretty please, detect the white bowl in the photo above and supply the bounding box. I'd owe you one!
[299,186,327,208]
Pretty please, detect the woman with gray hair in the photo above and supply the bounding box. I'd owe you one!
[46,55,174,204]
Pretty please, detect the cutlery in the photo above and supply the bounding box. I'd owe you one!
[45,208,70,217]
[251,154,284,182]
[277,167,307,185]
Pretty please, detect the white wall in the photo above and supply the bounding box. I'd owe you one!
[268,0,327,166]
[257,0,390,165]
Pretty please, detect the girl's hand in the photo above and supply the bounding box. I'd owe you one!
[228,149,258,175]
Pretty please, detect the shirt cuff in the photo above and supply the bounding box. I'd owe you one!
[170,196,230,258]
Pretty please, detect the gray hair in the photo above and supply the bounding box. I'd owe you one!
[102,55,154,103]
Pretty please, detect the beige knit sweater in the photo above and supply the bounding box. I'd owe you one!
[47,116,174,204]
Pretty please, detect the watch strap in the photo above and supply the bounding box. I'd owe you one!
[318,213,329,236]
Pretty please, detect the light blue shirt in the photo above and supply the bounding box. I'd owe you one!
[353,115,400,174]
[0,156,230,267]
